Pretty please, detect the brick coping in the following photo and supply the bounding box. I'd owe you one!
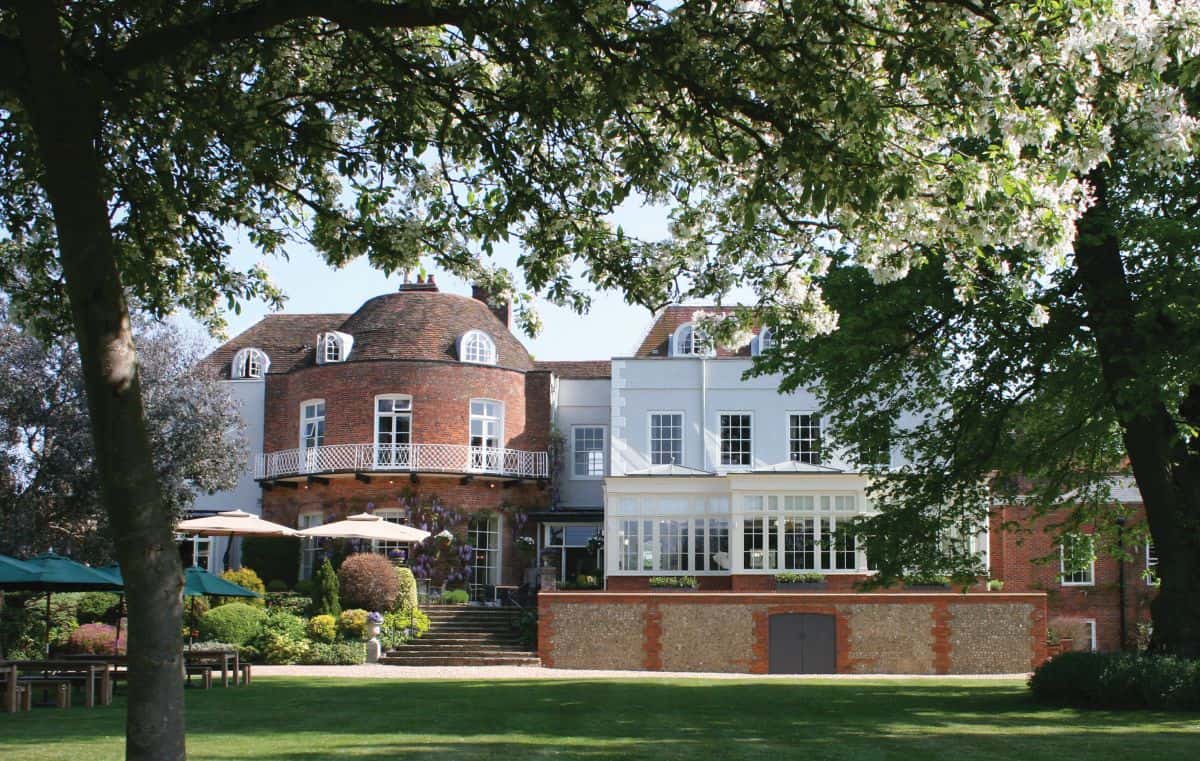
[542,591,1047,601]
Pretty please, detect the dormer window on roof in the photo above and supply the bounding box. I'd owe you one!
[459,330,497,365]
[671,322,714,357]
[754,327,774,356]
[231,347,269,379]
[316,331,353,364]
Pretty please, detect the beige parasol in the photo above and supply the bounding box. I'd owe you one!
[176,509,298,537]
[296,512,431,543]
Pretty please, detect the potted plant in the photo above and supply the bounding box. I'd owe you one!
[586,533,604,556]
[648,576,699,592]
[986,579,1005,592]
[366,611,384,639]
[775,572,827,591]
[514,536,537,564]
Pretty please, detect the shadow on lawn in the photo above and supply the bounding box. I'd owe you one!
[2,679,1197,761]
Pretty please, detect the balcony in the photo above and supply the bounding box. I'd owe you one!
[254,442,549,481]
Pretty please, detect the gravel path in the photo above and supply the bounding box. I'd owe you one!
[253,664,1030,680]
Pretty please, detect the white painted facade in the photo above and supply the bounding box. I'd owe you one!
[552,376,611,509]
[190,377,266,572]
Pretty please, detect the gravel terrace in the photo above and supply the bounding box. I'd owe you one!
[253,664,1031,680]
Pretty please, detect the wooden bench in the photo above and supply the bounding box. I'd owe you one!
[239,663,252,685]
[185,665,213,690]
[21,678,74,708]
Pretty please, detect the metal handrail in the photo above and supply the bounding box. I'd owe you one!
[254,442,549,480]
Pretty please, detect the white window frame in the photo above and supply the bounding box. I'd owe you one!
[754,327,774,356]
[787,411,822,465]
[718,411,754,470]
[570,425,607,480]
[298,512,323,580]
[467,513,502,600]
[1145,541,1160,586]
[648,411,685,466]
[374,394,413,467]
[316,331,352,364]
[299,399,326,451]
[1059,536,1096,587]
[231,347,269,379]
[372,508,411,557]
[671,322,714,357]
[182,534,211,570]
[1082,619,1098,652]
[459,330,498,365]
[469,398,505,471]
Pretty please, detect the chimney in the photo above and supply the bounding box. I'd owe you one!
[397,272,439,292]
[473,284,511,328]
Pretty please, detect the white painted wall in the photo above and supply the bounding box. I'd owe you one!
[191,378,265,572]
[554,377,611,508]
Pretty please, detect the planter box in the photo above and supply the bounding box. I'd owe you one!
[776,582,828,592]
[649,587,700,593]
[905,584,951,592]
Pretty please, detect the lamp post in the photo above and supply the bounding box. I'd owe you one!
[1115,516,1127,651]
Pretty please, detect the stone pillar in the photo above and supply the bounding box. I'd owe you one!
[539,566,558,591]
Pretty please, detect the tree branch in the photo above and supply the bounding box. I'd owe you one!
[104,0,471,76]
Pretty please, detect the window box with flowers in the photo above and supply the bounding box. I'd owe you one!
[649,576,699,592]
[775,572,827,591]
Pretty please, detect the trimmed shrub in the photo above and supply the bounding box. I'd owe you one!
[265,579,289,593]
[304,641,366,665]
[394,566,419,613]
[410,608,430,637]
[65,623,126,655]
[263,609,306,641]
[307,614,337,643]
[241,536,301,588]
[261,632,309,665]
[76,592,122,624]
[218,568,266,607]
[441,589,469,604]
[265,593,312,617]
[198,603,268,646]
[184,596,211,632]
[294,579,315,596]
[1030,651,1200,710]
[184,641,237,653]
[337,609,369,639]
[337,553,400,611]
[238,644,261,664]
[312,560,340,617]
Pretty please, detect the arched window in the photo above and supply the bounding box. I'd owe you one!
[754,328,774,356]
[671,323,713,357]
[459,330,497,365]
[231,347,269,379]
[316,331,353,364]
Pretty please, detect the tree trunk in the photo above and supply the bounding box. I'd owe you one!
[1074,167,1200,657]
[14,4,187,758]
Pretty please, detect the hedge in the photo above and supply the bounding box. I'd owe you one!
[1030,651,1200,710]
[197,603,268,646]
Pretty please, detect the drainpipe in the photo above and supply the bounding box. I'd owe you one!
[1115,516,1127,650]
[700,357,708,472]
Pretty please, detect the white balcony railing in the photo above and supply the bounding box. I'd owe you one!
[254,443,549,480]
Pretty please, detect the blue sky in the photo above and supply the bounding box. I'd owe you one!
[190,201,690,361]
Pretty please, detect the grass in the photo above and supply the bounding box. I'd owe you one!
[1,677,1198,760]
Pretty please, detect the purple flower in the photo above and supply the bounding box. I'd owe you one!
[367,611,384,624]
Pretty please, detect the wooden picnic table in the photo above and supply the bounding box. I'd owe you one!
[2,663,20,713]
[185,649,239,687]
[5,660,112,708]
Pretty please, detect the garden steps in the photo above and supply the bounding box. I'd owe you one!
[382,605,539,667]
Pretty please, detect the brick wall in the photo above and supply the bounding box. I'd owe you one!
[990,505,1157,651]
[263,360,548,453]
[540,592,1048,674]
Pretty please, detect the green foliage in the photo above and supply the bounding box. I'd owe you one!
[903,573,952,588]
[987,579,1005,591]
[311,559,340,617]
[1030,652,1200,710]
[518,610,538,649]
[261,632,309,665]
[65,623,125,655]
[218,567,266,607]
[336,609,369,639]
[262,609,306,641]
[265,579,289,593]
[648,576,698,589]
[441,589,469,604]
[75,592,122,624]
[394,566,418,613]
[241,537,301,589]
[337,553,400,612]
[184,596,211,632]
[293,580,315,597]
[303,641,366,666]
[265,593,311,617]
[306,615,337,644]
[775,572,826,584]
[197,603,267,646]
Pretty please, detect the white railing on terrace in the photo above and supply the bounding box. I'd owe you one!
[254,443,549,480]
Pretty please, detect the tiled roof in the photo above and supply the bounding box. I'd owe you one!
[633,305,758,358]
[201,289,536,378]
[533,360,611,379]
[336,291,533,371]
[201,313,350,379]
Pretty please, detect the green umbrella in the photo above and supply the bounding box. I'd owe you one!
[183,567,259,598]
[0,553,40,586]
[12,552,123,656]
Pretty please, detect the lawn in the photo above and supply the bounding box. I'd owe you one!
[2,677,1197,760]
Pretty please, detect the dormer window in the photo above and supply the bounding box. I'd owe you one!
[459,330,497,365]
[231,347,269,379]
[754,328,774,356]
[316,331,353,364]
[671,323,714,357]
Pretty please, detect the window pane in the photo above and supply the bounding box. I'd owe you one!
[789,413,821,464]
[573,426,605,477]
[650,413,683,465]
[720,414,752,466]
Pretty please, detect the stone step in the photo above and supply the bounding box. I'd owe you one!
[415,638,526,648]
[378,655,540,667]
[396,640,530,651]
